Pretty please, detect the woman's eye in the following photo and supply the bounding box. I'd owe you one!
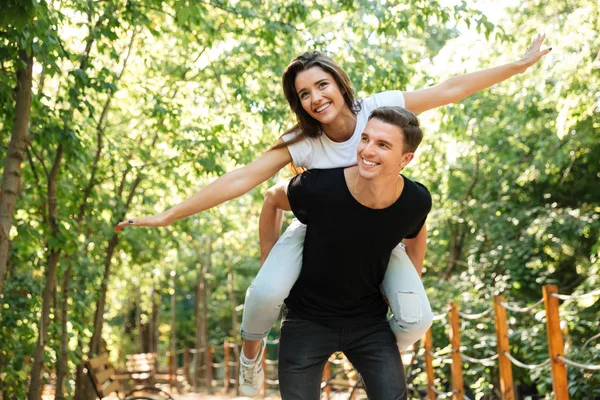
[319,82,328,88]
[300,92,308,99]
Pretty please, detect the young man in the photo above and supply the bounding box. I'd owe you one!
[258,106,431,400]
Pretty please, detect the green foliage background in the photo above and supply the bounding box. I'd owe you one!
[0,0,598,398]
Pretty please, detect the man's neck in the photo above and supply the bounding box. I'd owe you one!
[344,166,404,209]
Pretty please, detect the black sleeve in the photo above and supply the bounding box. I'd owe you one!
[287,170,319,224]
[404,180,432,239]
[405,216,427,239]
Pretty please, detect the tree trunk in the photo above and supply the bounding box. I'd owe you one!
[27,144,64,400]
[227,258,240,395]
[148,287,154,355]
[118,300,131,368]
[151,285,161,376]
[75,234,122,400]
[89,234,119,356]
[152,288,161,354]
[72,336,87,400]
[137,287,144,353]
[194,237,213,390]
[150,284,160,354]
[54,265,72,400]
[202,256,212,390]
[170,271,177,384]
[85,159,146,365]
[0,48,33,299]
[194,264,206,390]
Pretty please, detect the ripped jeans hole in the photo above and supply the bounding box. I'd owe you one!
[395,292,422,324]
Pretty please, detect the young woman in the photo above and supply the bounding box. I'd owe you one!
[118,34,550,396]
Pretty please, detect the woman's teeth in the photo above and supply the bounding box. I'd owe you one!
[316,103,331,113]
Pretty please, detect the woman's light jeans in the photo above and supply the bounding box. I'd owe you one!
[241,219,433,351]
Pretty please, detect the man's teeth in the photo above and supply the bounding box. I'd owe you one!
[362,159,377,166]
[316,103,330,112]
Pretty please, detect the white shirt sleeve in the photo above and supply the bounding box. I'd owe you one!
[282,130,313,168]
[370,91,406,108]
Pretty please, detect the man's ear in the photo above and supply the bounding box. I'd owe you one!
[400,152,415,169]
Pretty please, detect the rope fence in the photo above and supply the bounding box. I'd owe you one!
[460,353,499,366]
[498,298,544,313]
[427,349,452,360]
[503,351,551,370]
[557,356,600,371]
[432,313,447,321]
[550,289,600,301]
[458,307,493,320]
[422,284,599,400]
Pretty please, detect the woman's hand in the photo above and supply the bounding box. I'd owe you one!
[516,33,552,72]
[116,213,170,230]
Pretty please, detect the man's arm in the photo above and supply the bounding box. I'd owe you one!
[404,34,551,114]
[403,224,427,276]
[259,180,292,266]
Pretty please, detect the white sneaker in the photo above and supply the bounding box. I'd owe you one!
[239,339,266,397]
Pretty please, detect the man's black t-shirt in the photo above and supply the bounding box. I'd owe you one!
[285,167,432,328]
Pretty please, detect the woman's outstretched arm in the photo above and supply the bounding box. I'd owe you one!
[404,34,551,114]
[118,141,292,228]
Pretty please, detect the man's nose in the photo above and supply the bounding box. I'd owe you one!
[362,142,376,156]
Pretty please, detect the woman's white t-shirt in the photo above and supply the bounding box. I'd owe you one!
[282,91,406,169]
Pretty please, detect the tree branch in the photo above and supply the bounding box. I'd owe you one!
[28,144,50,179]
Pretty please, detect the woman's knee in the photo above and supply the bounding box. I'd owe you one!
[389,291,433,333]
[245,279,289,307]
[390,315,432,338]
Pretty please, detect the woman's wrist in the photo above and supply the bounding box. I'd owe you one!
[513,58,532,74]
[161,209,176,226]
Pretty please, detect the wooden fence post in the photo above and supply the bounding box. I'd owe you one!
[224,340,231,393]
[424,327,436,400]
[233,342,240,396]
[323,360,331,400]
[207,344,214,391]
[543,285,569,400]
[448,302,464,400]
[493,295,515,400]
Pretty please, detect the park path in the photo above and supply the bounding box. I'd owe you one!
[170,394,354,400]
[171,395,280,400]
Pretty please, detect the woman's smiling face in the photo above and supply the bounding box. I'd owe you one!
[294,66,349,125]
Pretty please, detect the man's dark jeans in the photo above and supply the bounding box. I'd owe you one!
[278,310,407,400]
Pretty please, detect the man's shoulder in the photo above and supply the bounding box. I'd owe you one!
[402,176,432,206]
[288,168,344,198]
[404,177,430,194]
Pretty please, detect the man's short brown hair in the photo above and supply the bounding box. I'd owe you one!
[368,106,423,153]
